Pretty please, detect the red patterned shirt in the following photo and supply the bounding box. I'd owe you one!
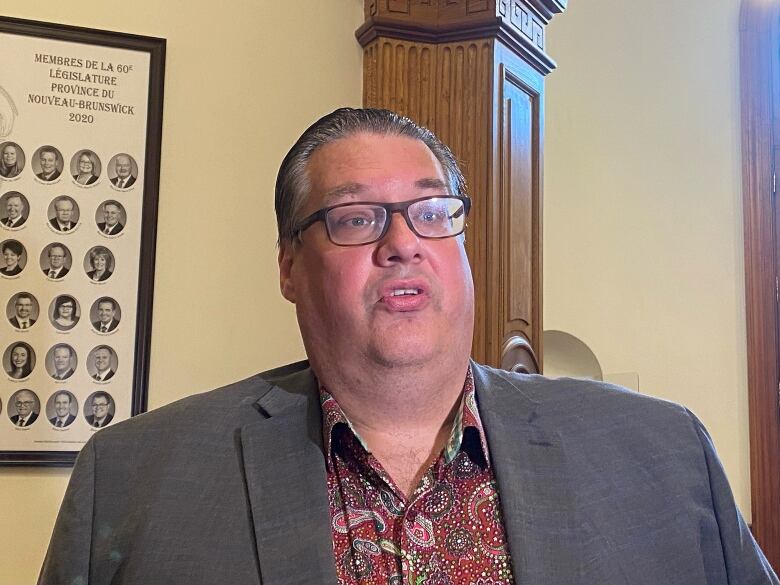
[321,367,516,584]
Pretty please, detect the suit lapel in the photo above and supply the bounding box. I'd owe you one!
[239,368,337,585]
[473,364,597,585]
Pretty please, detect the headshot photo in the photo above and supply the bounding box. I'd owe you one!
[47,390,78,428]
[7,292,39,330]
[91,297,121,333]
[48,196,80,232]
[0,239,26,277]
[8,389,40,427]
[49,294,80,331]
[108,153,137,189]
[41,243,71,280]
[3,342,35,380]
[33,145,63,182]
[84,391,114,428]
[95,200,126,236]
[88,345,117,382]
[46,343,77,381]
[84,246,114,282]
[70,149,101,186]
[0,191,29,229]
[0,142,25,178]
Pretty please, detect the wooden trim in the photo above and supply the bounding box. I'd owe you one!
[740,0,780,568]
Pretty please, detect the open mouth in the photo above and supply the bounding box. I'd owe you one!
[389,288,422,297]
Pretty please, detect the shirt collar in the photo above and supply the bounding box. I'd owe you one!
[319,365,491,471]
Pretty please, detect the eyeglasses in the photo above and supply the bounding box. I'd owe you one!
[294,195,471,247]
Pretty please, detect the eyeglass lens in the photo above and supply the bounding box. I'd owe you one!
[325,197,466,245]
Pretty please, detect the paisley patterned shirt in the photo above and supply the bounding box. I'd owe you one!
[320,368,516,585]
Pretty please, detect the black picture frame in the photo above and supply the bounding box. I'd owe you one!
[0,16,165,465]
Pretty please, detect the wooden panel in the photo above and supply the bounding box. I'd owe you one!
[740,0,780,567]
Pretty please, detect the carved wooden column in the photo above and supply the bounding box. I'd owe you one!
[357,0,566,372]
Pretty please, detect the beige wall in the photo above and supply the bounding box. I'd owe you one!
[0,2,364,583]
[545,0,749,515]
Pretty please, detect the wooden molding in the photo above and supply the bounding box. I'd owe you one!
[739,0,780,568]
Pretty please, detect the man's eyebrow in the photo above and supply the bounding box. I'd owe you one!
[322,183,368,204]
[415,177,448,191]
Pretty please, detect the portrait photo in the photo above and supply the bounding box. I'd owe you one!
[87,345,117,382]
[84,390,114,428]
[40,242,72,280]
[32,145,64,182]
[45,343,77,382]
[90,297,121,333]
[107,153,138,189]
[6,292,39,330]
[0,191,29,229]
[70,149,101,186]
[0,141,25,179]
[8,389,40,428]
[3,342,35,380]
[47,196,80,233]
[84,246,114,282]
[46,390,78,429]
[95,200,126,236]
[1,239,26,277]
[49,295,80,332]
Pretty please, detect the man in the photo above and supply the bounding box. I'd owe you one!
[43,244,69,279]
[92,297,120,333]
[90,345,115,381]
[97,200,124,235]
[10,389,38,427]
[49,391,77,428]
[2,193,26,228]
[49,196,77,232]
[36,147,61,181]
[39,109,779,584]
[9,292,36,329]
[85,392,113,428]
[49,344,75,381]
[110,154,136,189]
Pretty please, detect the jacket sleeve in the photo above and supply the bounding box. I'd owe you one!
[37,438,97,585]
[687,409,779,584]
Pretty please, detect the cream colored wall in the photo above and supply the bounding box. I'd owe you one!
[545,0,750,516]
[0,2,364,584]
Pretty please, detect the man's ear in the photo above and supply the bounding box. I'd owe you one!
[278,242,296,304]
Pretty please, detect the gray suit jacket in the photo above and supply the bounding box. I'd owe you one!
[38,361,778,585]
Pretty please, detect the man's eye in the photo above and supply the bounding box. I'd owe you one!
[339,215,374,228]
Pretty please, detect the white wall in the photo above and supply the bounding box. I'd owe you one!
[0,2,364,584]
[545,0,749,514]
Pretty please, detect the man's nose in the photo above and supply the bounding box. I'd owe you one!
[375,211,423,266]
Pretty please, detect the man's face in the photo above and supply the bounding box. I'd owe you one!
[94,349,111,372]
[54,394,71,418]
[103,204,120,226]
[6,196,22,220]
[115,156,131,178]
[15,297,32,318]
[279,133,474,371]
[16,391,35,417]
[40,151,57,174]
[55,199,73,223]
[92,397,109,420]
[53,347,71,373]
[49,247,66,269]
[97,302,115,323]
[2,145,16,166]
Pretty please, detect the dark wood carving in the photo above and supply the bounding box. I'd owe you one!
[739,0,780,567]
[359,0,561,371]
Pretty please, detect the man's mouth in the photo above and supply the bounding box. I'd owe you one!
[389,288,421,297]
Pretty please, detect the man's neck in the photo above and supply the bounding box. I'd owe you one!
[315,358,470,497]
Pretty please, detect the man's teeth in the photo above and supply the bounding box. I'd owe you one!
[390,289,420,296]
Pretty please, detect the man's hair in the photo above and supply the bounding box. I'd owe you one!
[274,107,466,244]
[54,390,72,403]
[54,196,73,208]
[94,345,114,356]
[92,391,111,404]
[48,244,66,257]
[97,297,116,310]
[15,292,32,304]
[39,146,58,160]
[103,200,121,210]
[6,192,23,206]
[53,343,73,357]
